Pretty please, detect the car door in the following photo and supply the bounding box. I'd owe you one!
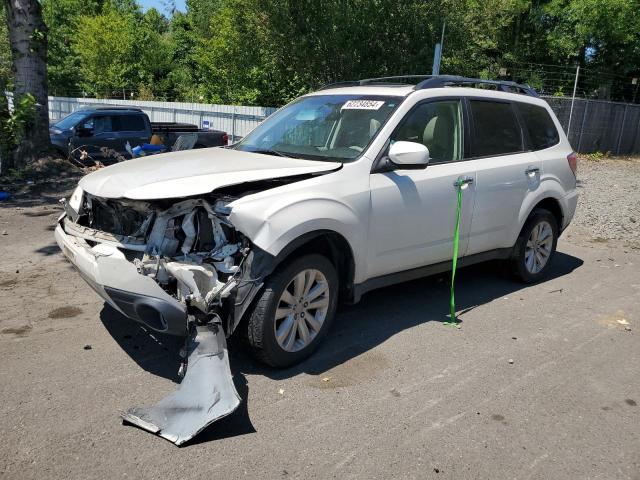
[69,114,115,160]
[114,113,151,152]
[367,98,477,279]
[464,99,542,255]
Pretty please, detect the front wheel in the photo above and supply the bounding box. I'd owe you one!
[246,254,338,367]
[511,208,558,283]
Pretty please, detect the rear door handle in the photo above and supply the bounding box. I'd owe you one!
[106,137,117,141]
[454,176,474,187]
[525,166,540,177]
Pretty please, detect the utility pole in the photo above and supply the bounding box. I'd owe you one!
[432,21,446,76]
[567,65,580,136]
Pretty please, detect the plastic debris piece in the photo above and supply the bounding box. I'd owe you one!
[0,192,10,201]
[83,344,92,350]
[508,359,514,364]
[278,388,285,395]
[123,322,240,446]
[322,377,330,382]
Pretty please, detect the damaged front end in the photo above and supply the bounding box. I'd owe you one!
[56,189,266,445]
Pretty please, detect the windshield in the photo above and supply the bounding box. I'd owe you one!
[54,111,89,130]
[234,95,402,162]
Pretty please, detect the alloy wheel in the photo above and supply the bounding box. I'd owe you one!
[524,220,554,274]
[274,269,330,352]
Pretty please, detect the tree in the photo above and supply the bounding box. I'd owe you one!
[73,7,137,97]
[3,0,51,170]
[41,0,102,96]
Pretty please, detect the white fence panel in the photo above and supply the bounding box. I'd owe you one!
[47,96,278,142]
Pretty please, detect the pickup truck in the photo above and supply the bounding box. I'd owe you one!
[49,106,228,161]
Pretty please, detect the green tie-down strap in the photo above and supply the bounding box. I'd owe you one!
[445,180,464,326]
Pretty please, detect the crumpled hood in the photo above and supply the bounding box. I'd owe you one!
[79,147,341,200]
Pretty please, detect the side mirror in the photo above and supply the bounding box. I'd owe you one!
[388,141,430,169]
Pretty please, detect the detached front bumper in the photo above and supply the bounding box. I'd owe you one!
[55,220,188,336]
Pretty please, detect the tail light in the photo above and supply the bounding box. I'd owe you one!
[567,152,578,176]
[222,133,229,145]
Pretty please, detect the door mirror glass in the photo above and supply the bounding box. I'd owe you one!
[388,141,430,168]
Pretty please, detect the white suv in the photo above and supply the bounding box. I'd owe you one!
[56,75,578,369]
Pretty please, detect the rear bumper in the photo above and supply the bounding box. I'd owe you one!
[561,188,579,231]
[54,221,187,336]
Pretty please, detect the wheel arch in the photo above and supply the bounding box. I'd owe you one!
[268,230,357,303]
[531,197,563,231]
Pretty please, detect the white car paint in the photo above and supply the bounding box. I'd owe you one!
[59,84,578,310]
[78,147,341,200]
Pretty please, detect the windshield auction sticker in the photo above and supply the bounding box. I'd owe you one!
[341,100,386,110]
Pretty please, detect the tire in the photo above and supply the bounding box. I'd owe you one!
[511,208,559,283]
[246,254,339,367]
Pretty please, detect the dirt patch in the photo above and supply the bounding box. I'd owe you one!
[598,310,632,331]
[310,351,390,389]
[48,306,83,319]
[0,278,17,289]
[1,325,32,336]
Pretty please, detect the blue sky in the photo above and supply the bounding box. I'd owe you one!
[138,0,186,14]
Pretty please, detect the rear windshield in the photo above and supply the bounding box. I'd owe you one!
[515,103,560,150]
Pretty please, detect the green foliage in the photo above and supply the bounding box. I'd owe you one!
[73,7,138,95]
[3,0,639,106]
[6,93,37,146]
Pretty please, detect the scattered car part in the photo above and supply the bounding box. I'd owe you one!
[122,318,240,446]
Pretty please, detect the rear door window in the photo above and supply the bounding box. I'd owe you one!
[515,103,559,150]
[469,100,522,157]
[93,116,113,134]
[114,114,147,132]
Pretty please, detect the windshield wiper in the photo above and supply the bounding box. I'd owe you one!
[248,148,291,158]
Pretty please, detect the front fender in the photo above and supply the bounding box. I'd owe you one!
[229,195,366,279]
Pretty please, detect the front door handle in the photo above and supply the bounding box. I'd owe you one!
[454,176,474,187]
[105,137,117,141]
[525,166,540,177]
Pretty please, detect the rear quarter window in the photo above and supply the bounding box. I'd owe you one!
[515,102,560,150]
[469,100,523,157]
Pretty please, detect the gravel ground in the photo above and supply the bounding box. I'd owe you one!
[573,156,640,248]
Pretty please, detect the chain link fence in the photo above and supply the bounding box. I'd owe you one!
[543,96,640,155]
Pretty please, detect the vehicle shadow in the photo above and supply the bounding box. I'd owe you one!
[241,251,584,381]
[99,251,583,445]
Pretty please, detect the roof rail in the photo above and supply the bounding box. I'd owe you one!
[414,75,538,97]
[318,75,538,97]
[318,74,434,91]
[78,105,143,111]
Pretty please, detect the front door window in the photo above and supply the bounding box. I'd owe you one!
[392,100,463,162]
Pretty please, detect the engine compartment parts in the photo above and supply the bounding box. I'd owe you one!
[65,193,251,325]
[122,320,241,446]
[57,192,265,445]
